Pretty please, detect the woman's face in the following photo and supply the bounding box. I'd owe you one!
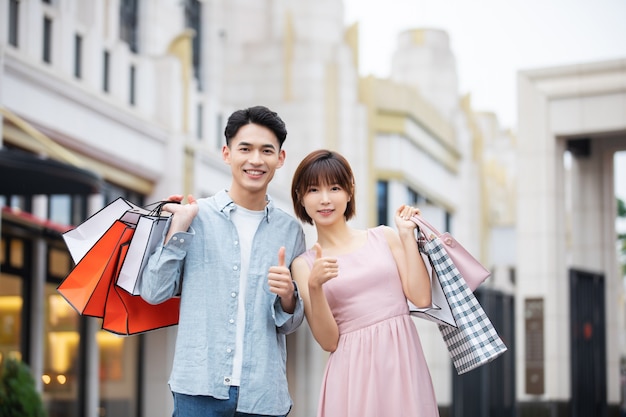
[301,181,350,226]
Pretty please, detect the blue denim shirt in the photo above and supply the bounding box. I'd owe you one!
[140,190,306,415]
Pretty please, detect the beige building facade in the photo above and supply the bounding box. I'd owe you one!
[517,58,626,416]
[1,0,623,416]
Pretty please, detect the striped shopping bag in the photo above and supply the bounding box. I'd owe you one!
[417,226,507,374]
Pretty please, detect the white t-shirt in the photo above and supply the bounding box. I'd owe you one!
[229,205,264,386]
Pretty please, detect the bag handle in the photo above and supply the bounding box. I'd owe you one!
[410,215,443,240]
[144,200,180,217]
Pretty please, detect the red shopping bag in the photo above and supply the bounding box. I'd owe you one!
[102,241,180,335]
[59,198,180,335]
[58,221,134,316]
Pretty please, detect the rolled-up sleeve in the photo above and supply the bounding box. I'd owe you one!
[140,227,195,304]
[274,282,304,334]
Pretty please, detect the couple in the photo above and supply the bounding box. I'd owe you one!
[140,106,440,417]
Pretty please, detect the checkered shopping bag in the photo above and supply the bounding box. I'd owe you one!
[418,234,507,374]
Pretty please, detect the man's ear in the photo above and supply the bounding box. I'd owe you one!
[222,145,231,163]
[277,149,286,168]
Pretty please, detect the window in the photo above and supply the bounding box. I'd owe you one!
[119,0,138,53]
[196,103,203,140]
[377,180,389,226]
[74,34,83,79]
[129,65,136,106]
[43,17,52,63]
[48,195,87,227]
[0,273,23,364]
[8,195,31,213]
[43,282,80,416]
[98,332,140,416]
[103,50,110,92]
[102,183,144,208]
[408,188,427,206]
[8,0,19,47]
[184,0,202,90]
[216,113,223,150]
[408,188,417,205]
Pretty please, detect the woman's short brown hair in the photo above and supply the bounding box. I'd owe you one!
[291,149,356,225]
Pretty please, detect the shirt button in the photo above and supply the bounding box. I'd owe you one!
[172,236,178,241]
[234,241,238,245]
[179,238,184,243]
[233,265,238,271]
[231,292,236,298]
[229,319,234,324]
[226,348,232,353]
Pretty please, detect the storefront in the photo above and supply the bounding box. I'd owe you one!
[0,144,146,416]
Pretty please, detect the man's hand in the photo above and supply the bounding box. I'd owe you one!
[163,194,199,243]
[268,247,296,313]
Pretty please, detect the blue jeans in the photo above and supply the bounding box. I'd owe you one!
[172,387,288,417]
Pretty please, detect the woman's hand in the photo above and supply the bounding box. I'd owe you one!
[394,204,420,236]
[308,243,339,289]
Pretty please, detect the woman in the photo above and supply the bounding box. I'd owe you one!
[290,149,439,417]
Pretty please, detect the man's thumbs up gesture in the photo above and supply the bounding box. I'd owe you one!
[268,246,297,313]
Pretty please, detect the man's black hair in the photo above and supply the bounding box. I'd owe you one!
[224,106,287,148]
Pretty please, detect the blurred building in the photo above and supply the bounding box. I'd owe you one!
[1,1,623,417]
[517,58,626,416]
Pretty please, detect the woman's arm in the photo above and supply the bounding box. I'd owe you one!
[291,247,340,352]
[385,205,432,308]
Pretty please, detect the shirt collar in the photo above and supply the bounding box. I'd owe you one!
[215,189,273,222]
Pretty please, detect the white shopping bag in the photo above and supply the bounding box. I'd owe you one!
[408,252,456,328]
[116,214,169,295]
[63,197,146,264]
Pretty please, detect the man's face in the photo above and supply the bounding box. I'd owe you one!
[222,123,286,201]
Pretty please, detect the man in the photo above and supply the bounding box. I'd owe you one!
[140,106,306,417]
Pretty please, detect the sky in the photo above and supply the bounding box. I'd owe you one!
[343,0,626,201]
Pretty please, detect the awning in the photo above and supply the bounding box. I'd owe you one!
[1,206,71,234]
[1,106,153,195]
[0,147,102,195]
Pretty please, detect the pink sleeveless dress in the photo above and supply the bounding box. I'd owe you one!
[301,226,439,417]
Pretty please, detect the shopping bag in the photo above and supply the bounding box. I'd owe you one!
[102,240,180,335]
[408,252,456,327]
[58,221,135,316]
[116,207,169,295]
[62,197,145,264]
[416,223,507,374]
[410,215,490,291]
[59,198,179,335]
